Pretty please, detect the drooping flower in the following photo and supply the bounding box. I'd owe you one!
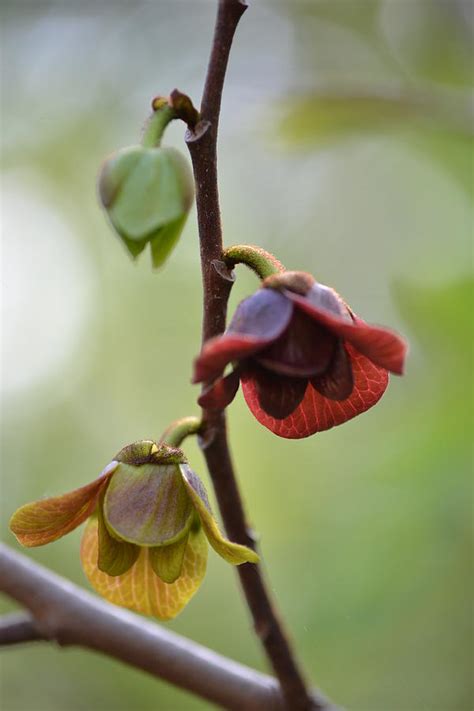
[9,441,258,620]
[99,144,194,268]
[98,99,194,268]
[194,271,407,439]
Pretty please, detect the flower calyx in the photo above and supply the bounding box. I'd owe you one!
[263,270,315,296]
[114,440,186,466]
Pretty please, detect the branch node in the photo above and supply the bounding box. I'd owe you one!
[212,259,236,283]
[185,120,211,145]
[197,424,218,451]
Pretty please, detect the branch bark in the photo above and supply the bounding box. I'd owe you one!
[186,1,322,709]
[0,544,338,711]
[0,611,43,645]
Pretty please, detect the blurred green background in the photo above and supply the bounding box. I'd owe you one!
[1,1,472,709]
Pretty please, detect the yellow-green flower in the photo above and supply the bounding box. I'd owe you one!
[9,441,258,620]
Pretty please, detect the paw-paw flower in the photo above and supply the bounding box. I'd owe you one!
[9,441,258,620]
[194,271,407,439]
[98,99,194,268]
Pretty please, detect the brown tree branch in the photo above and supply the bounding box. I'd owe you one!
[186,1,322,709]
[0,611,43,645]
[0,544,339,711]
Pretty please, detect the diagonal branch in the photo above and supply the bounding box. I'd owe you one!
[186,1,324,709]
[0,544,338,711]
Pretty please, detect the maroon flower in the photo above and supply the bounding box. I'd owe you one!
[193,272,407,439]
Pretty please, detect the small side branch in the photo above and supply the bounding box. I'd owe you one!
[0,611,43,645]
[0,544,337,711]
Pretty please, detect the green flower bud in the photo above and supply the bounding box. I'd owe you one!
[99,143,194,268]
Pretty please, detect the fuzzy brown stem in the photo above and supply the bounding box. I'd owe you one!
[186,1,321,709]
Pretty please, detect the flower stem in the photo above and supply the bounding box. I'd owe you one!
[185,1,319,709]
[223,244,285,280]
[142,105,176,148]
[160,416,202,448]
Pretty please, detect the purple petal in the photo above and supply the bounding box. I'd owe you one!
[256,309,337,377]
[304,283,350,318]
[311,340,354,400]
[250,364,308,419]
[227,288,293,339]
[289,289,407,375]
[193,289,293,383]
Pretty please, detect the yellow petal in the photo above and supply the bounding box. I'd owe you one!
[180,465,259,566]
[80,516,208,620]
[9,463,117,547]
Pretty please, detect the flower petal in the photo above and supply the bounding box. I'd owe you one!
[257,309,336,377]
[197,368,240,410]
[179,465,259,565]
[9,463,117,547]
[149,533,189,584]
[97,497,139,576]
[311,340,354,401]
[299,282,349,316]
[288,288,407,375]
[241,344,388,438]
[193,289,293,383]
[104,463,193,546]
[248,364,308,419]
[80,517,208,620]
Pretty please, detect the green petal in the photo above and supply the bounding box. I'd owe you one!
[149,534,189,583]
[150,213,188,269]
[104,462,193,547]
[97,498,139,576]
[9,462,117,547]
[98,146,142,208]
[106,147,193,240]
[179,465,259,566]
[119,233,148,260]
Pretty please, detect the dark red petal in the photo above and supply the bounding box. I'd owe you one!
[249,364,308,419]
[257,309,336,377]
[311,340,353,400]
[198,369,240,409]
[193,289,293,383]
[288,289,407,375]
[241,344,388,438]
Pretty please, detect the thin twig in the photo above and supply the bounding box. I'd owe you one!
[0,544,338,711]
[0,611,43,645]
[186,1,321,709]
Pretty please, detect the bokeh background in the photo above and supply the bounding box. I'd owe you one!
[1,1,472,709]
